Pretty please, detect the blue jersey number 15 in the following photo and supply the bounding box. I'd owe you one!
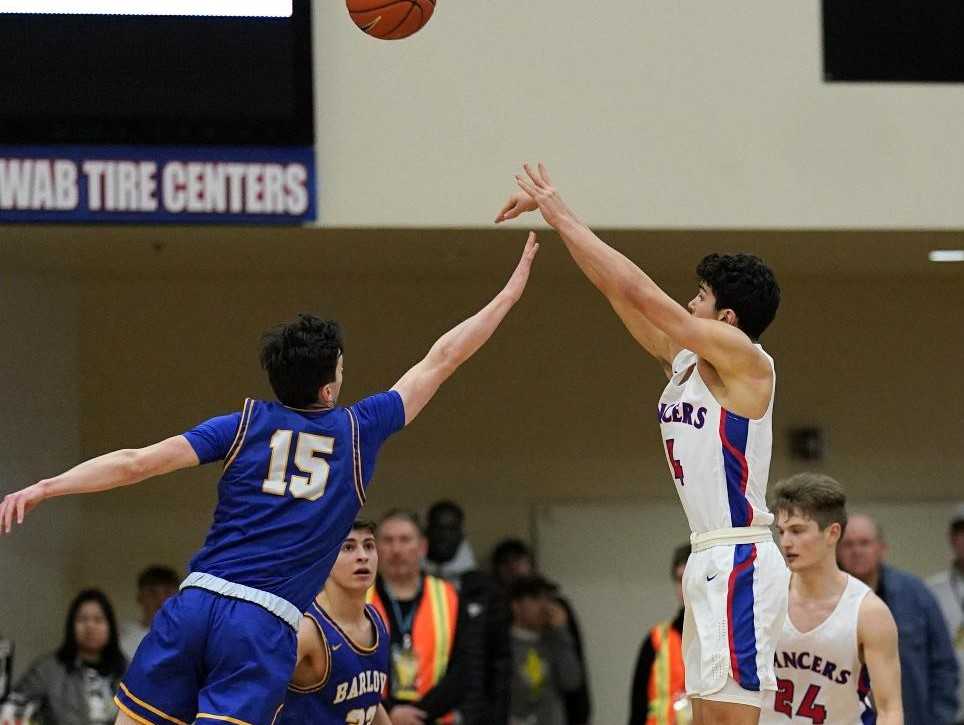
[261,430,334,502]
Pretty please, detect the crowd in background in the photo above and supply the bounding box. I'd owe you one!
[0,500,591,725]
[2,502,961,725]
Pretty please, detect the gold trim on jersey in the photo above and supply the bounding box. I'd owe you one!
[223,398,254,471]
[116,683,190,725]
[114,699,154,725]
[315,600,381,656]
[195,714,255,725]
[345,407,365,505]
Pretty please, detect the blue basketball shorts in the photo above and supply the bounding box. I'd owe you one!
[114,587,298,725]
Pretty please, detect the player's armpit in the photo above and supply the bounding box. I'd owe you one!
[290,617,328,689]
[859,594,903,725]
[609,295,680,377]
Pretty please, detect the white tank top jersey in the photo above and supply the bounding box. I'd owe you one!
[760,575,874,725]
[658,347,775,534]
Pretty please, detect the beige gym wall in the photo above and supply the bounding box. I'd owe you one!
[313,1,964,228]
[1,227,961,677]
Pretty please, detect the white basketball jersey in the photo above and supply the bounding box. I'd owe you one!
[658,347,775,534]
[760,575,873,725]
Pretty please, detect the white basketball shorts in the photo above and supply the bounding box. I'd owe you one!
[682,538,789,704]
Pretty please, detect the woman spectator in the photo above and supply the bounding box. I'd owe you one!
[3,589,126,725]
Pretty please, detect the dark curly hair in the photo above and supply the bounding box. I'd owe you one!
[260,314,343,408]
[56,589,126,678]
[696,253,780,340]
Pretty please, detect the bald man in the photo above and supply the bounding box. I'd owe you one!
[839,513,959,725]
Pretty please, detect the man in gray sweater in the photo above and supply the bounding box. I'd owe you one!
[509,576,583,725]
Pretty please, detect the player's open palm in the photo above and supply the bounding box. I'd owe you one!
[0,482,45,534]
[513,162,577,229]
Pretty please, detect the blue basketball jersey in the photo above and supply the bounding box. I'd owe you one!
[280,602,390,725]
[183,392,405,611]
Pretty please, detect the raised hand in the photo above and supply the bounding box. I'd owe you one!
[501,231,540,302]
[495,191,539,223]
[513,162,579,229]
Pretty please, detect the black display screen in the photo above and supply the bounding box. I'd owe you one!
[0,1,313,145]
[824,0,964,82]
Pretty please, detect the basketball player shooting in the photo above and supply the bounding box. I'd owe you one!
[0,234,539,725]
[498,164,788,725]
[764,473,902,725]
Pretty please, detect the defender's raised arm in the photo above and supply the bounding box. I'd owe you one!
[392,233,539,425]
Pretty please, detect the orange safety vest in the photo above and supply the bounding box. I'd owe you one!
[369,575,459,723]
[646,621,686,725]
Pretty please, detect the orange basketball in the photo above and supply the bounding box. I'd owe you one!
[347,0,436,40]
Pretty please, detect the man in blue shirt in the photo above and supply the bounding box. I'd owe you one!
[839,512,960,725]
[0,234,540,725]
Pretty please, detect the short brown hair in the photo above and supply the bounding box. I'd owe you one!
[771,473,848,534]
[351,519,377,537]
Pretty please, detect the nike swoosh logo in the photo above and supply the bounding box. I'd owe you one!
[706,574,718,582]
[331,643,343,652]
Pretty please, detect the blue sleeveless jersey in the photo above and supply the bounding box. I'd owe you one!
[280,602,390,725]
[183,392,405,611]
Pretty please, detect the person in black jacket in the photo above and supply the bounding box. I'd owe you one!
[425,500,512,725]
[492,539,591,725]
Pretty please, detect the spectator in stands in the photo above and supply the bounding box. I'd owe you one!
[118,565,180,661]
[371,509,465,725]
[425,500,511,725]
[928,503,964,725]
[2,589,126,725]
[508,575,583,725]
[628,543,689,725]
[493,539,536,588]
[492,539,592,725]
[839,512,959,725]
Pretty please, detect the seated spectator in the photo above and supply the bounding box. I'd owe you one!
[509,576,583,725]
[492,539,591,725]
[928,503,964,725]
[2,589,126,725]
[369,509,462,725]
[119,566,180,661]
[425,500,511,725]
[628,544,689,725]
[839,512,959,725]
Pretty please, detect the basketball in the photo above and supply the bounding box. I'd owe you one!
[346,0,436,40]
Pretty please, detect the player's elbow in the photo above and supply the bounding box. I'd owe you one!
[429,340,462,375]
[121,448,153,483]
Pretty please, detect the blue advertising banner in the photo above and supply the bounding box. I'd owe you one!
[0,145,316,224]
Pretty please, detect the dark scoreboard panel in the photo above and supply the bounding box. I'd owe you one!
[824,0,964,82]
[0,1,313,145]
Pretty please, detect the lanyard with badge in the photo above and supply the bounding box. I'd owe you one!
[387,580,422,701]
